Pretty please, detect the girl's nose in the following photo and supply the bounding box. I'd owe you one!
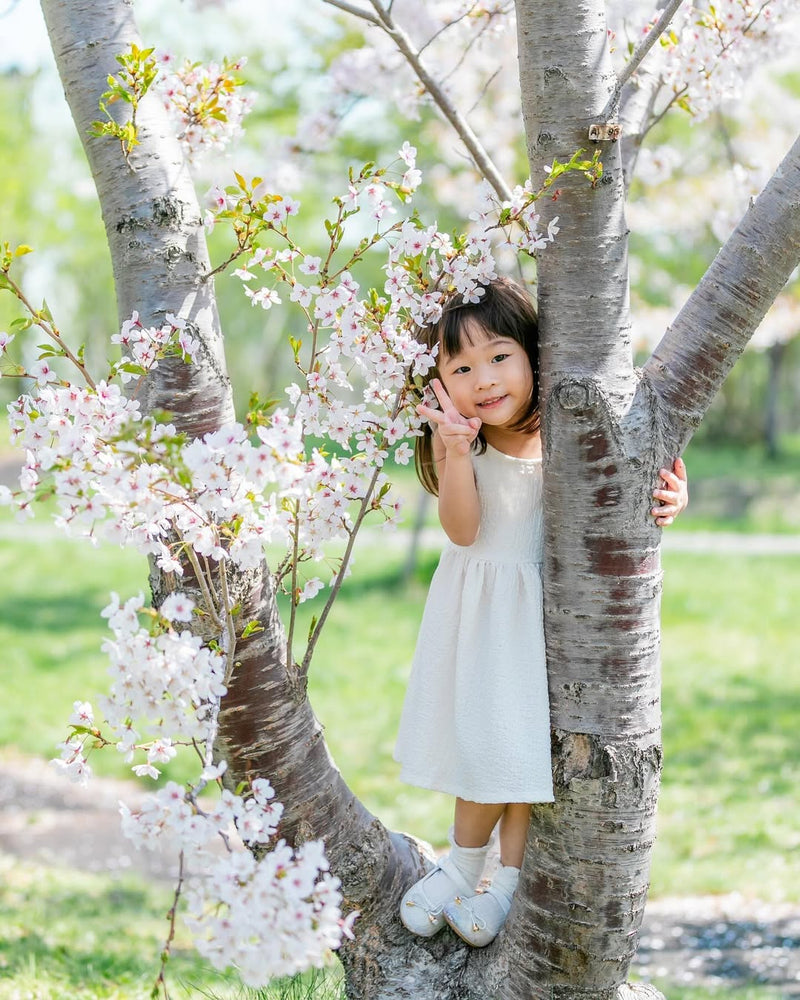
[474,366,497,390]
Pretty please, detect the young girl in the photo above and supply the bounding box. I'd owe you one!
[393,278,687,947]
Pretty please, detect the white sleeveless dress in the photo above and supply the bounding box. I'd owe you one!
[394,444,554,804]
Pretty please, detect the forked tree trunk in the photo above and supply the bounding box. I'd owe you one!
[41,0,800,997]
[511,3,800,998]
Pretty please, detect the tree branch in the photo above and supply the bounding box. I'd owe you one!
[601,0,687,121]
[322,0,381,27]
[644,131,800,452]
[321,0,512,201]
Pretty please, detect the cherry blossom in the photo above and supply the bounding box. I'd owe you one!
[4,145,565,990]
[157,53,255,161]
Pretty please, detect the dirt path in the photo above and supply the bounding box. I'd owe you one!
[2,752,799,995]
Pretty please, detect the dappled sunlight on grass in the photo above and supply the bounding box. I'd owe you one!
[1,513,798,900]
[0,853,243,999]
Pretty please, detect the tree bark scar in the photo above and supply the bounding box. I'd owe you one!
[551,730,612,784]
[556,378,594,414]
[585,537,659,577]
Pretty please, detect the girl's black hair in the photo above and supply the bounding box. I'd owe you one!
[413,277,540,495]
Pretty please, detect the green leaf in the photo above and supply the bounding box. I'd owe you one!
[241,621,264,639]
[10,317,31,331]
[14,244,33,258]
[0,360,26,377]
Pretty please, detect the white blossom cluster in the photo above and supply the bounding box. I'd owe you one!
[0,148,561,986]
[157,52,255,160]
[119,775,353,984]
[53,591,226,784]
[646,0,792,121]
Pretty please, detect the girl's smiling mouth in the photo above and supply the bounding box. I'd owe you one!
[477,395,507,409]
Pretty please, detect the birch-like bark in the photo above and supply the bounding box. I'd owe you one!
[40,2,800,997]
[645,133,800,453]
[509,2,667,996]
[40,0,233,435]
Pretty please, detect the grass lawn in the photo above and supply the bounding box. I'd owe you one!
[1,513,797,900]
[0,509,798,998]
[0,853,245,999]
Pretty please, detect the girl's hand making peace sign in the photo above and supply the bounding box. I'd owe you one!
[417,378,482,457]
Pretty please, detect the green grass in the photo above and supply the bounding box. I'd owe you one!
[1,510,799,997]
[1,516,798,900]
[633,986,788,1000]
[654,551,800,901]
[675,437,800,534]
[0,853,245,999]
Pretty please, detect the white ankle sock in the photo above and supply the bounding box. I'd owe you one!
[448,827,491,890]
[488,864,520,910]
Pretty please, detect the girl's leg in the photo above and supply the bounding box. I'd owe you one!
[443,802,531,948]
[454,797,505,849]
[498,802,532,867]
[400,798,494,937]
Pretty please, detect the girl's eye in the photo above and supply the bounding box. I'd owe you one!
[453,365,470,375]
[492,354,509,363]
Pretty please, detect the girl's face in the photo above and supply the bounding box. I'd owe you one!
[438,319,534,431]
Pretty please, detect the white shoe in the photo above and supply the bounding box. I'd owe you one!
[399,854,473,937]
[442,865,519,947]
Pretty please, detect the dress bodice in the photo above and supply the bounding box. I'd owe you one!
[448,444,543,565]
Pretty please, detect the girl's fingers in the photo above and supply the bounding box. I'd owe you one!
[658,469,679,489]
[652,502,678,515]
[430,378,455,414]
[417,402,446,425]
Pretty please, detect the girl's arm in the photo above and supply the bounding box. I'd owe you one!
[418,379,481,546]
[435,429,481,545]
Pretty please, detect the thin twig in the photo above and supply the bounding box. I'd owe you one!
[300,388,405,675]
[321,0,511,201]
[641,82,689,142]
[468,66,502,116]
[286,500,302,671]
[368,0,511,200]
[439,12,494,90]
[323,0,381,26]
[217,559,238,685]
[5,274,97,389]
[601,0,687,121]
[418,1,484,57]
[183,542,224,628]
[153,850,185,1000]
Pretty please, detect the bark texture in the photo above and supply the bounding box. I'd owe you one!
[41,1,800,997]
[512,3,665,996]
[40,0,233,435]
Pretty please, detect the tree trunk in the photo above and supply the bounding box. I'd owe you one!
[509,4,665,996]
[40,1,800,998]
[40,0,233,435]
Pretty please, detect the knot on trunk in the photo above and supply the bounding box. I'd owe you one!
[555,378,598,415]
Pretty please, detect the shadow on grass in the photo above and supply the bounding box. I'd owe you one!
[0,591,116,637]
